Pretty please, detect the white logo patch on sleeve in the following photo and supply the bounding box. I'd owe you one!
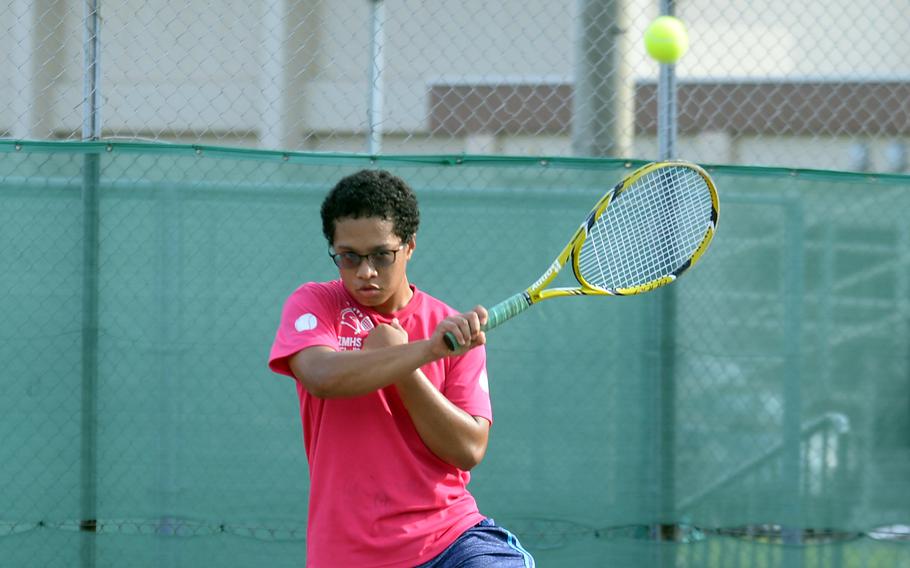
[294,313,318,332]
[478,369,489,393]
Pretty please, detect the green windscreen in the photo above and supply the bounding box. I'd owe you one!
[1,141,908,567]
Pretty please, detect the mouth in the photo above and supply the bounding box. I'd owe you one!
[357,285,382,298]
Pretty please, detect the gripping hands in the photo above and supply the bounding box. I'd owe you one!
[436,305,488,356]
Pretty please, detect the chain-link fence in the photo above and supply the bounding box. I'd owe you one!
[2,0,909,171]
[3,1,910,566]
[2,141,909,566]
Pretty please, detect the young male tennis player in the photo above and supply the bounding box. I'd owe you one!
[269,169,534,567]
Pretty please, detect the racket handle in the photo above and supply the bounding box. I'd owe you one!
[444,292,531,351]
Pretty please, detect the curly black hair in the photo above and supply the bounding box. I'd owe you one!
[320,169,420,245]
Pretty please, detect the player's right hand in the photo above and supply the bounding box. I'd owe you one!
[431,305,488,357]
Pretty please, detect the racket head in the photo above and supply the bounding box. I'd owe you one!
[570,161,719,296]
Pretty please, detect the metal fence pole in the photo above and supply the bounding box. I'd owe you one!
[261,0,288,149]
[80,2,102,566]
[571,0,633,158]
[367,0,385,154]
[10,0,35,139]
[657,0,677,160]
[656,4,678,566]
[82,0,102,142]
[782,201,806,568]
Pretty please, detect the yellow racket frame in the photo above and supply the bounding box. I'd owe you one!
[444,160,719,349]
[532,160,719,301]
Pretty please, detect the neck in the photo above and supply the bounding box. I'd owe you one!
[378,279,414,314]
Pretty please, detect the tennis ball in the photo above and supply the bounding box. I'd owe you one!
[644,16,689,64]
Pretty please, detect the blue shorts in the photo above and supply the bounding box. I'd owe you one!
[417,518,535,568]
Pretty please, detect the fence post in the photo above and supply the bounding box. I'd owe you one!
[657,0,678,161]
[80,2,102,567]
[656,4,679,567]
[261,0,289,149]
[82,0,102,142]
[571,0,633,158]
[782,199,805,567]
[367,0,385,155]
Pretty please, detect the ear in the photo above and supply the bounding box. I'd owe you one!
[404,235,416,259]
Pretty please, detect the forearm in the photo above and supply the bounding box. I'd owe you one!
[395,371,489,470]
[290,340,437,398]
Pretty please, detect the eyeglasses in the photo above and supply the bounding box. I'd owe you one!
[329,244,406,269]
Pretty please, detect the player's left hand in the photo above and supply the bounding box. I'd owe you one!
[363,318,409,350]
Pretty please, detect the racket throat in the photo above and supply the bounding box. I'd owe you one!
[528,258,564,293]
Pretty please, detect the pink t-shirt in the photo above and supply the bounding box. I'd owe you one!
[268,280,492,567]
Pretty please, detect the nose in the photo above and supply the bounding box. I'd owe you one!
[355,257,378,279]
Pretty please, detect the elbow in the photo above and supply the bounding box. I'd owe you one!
[289,348,344,399]
[300,372,340,399]
[454,457,480,472]
[452,443,487,471]
[452,418,490,471]
[292,364,338,399]
[303,380,332,399]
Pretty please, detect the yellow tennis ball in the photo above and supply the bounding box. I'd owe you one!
[644,16,689,64]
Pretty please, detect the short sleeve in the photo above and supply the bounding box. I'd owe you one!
[268,283,339,378]
[443,345,493,424]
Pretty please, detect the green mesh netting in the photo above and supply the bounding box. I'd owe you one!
[1,141,908,567]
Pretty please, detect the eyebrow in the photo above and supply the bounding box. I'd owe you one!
[332,243,399,254]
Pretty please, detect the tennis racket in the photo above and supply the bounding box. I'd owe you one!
[445,160,719,350]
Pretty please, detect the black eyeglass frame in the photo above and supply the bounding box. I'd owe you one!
[328,243,407,269]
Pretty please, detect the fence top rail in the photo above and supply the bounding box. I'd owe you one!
[3,140,910,186]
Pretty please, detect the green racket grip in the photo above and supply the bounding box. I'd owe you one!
[444,292,531,351]
[485,292,532,332]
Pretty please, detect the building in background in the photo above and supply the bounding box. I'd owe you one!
[2,0,909,172]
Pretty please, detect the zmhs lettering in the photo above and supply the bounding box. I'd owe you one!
[337,306,371,350]
[338,336,363,350]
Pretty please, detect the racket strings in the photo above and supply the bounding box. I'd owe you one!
[578,166,713,290]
